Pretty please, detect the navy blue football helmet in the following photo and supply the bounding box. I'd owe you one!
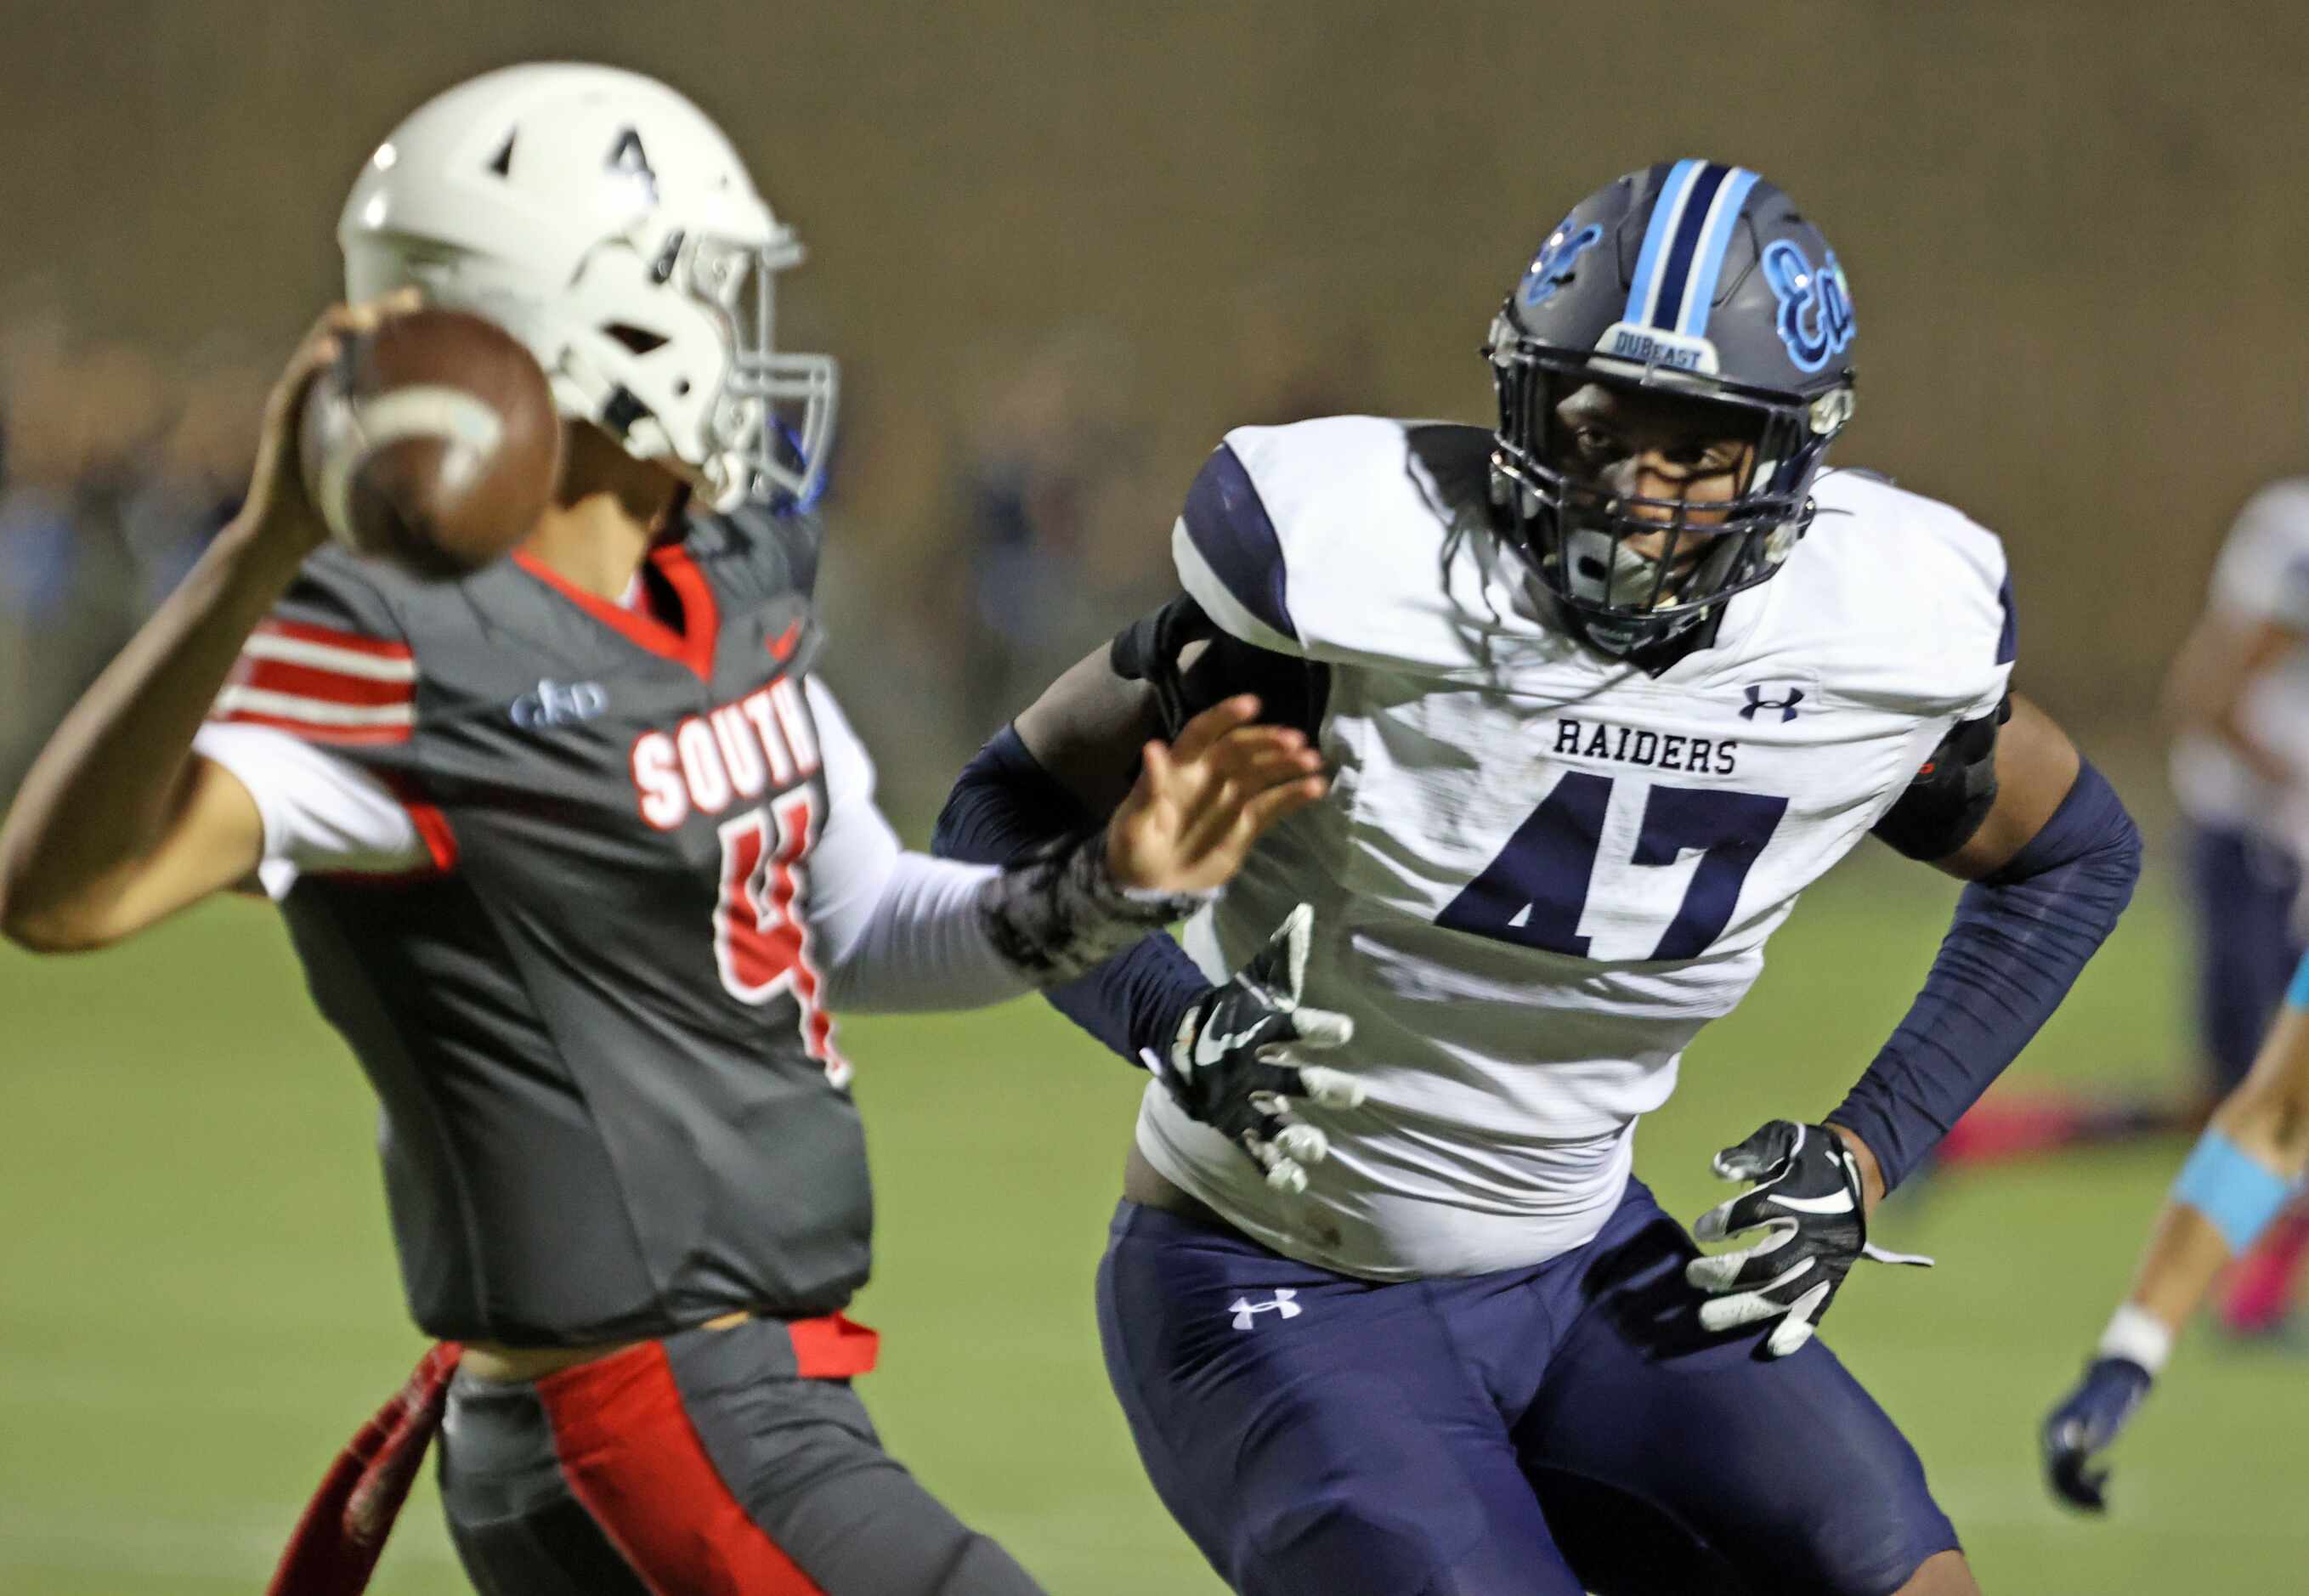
[1487,161,1857,654]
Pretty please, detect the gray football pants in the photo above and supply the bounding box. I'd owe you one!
[437,1316,1044,1595]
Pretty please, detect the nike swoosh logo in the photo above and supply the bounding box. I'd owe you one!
[1195,1024,1268,1067]
[1771,1191,1856,1215]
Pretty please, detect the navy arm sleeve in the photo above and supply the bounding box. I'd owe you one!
[931,590,1321,1065]
[932,726,1208,1064]
[1831,760,2142,1191]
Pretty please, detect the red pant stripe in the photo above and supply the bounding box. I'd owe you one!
[535,1340,824,1596]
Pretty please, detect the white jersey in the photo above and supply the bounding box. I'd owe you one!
[1136,416,2014,1280]
[2170,478,2309,833]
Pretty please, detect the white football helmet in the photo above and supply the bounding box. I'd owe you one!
[338,63,835,512]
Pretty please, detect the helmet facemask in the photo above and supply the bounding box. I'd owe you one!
[684,231,836,512]
[1489,332,1833,655]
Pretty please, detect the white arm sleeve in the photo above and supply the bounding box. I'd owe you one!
[190,722,430,900]
[804,678,1036,1014]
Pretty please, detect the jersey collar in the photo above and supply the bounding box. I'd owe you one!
[512,543,722,683]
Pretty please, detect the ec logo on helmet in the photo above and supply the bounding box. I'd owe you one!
[1518,223,1604,309]
[1760,241,1854,373]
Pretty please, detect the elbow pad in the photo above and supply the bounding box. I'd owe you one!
[1872,699,2009,861]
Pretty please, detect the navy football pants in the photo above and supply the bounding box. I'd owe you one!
[2183,821,2305,1093]
[437,1316,1043,1595]
[1097,1181,1958,1596]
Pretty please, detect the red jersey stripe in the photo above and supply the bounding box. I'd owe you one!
[235,657,415,709]
[211,708,415,746]
[404,803,458,873]
[786,1313,879,1379]
[536,1340,827,1596]
[253,618,414,663]
[214,685,414,729]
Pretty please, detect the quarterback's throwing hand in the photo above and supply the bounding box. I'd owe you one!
[1685,1120,1932,1357]
[1106,696,1327,897]
[1146,904,1361,1194]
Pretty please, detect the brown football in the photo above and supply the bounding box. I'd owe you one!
[298,308,562,579]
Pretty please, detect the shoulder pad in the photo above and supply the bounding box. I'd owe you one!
[213,548,417,748]
[274,546,411,645]
[1800,470,2016,721]
[1170,416,1501,671]
[682,501,820,605]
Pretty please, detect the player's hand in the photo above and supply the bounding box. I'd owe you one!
[233,289,424,561]
[1145,903,1361,1194]
[1684,1119,1933,1357]
[2041,1355,2153,1514]
[1106,695,1327,897]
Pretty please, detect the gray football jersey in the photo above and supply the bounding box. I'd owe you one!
[226,508,867,1345]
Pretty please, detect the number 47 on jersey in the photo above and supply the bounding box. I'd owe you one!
[1439,773,1788,962]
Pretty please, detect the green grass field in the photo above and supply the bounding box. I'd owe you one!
[3,852,2305,1593]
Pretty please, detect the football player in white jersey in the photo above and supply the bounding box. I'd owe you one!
[2041,942,2309,1514]
[937,161,2141,1595]
[1941,478,2309,1330]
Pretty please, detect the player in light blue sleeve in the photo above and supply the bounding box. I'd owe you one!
[2042,950,2309,1511]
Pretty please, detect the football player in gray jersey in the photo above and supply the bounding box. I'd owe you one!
[0,66,1328,1596]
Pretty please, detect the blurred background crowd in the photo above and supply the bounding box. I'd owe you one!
[7,4,2309,1590]
[0,304,265,794]
[4,1,2306,814]
[0,286,1364,806]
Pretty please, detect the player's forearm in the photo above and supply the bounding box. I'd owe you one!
[818,844,1204,1013]
[1831,761,2142,1191]
[0,517,303,944]
[2115,1206,2236,1350]
[848,698,1314,1016]
[933,725,1208,1061]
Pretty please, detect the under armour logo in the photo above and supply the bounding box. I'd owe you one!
[1740,685,1804,723]
[1229,1289,1303,1330]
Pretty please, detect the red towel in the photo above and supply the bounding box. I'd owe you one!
[266,1342,462,1596]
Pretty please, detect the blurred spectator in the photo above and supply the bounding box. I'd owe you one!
[942,324,1142,739]
[0,306,250,793]
[124,349,264,607]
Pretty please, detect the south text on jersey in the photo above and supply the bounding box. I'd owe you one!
[630,676,820,829]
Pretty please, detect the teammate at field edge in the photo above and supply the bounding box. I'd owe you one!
[1933,474,2309,1335]
[0,65,1326,1596]
[2041,953,2309,1511]
[936,161,2142,1594]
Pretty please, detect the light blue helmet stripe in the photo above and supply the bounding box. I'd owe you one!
[1676,166,1760,337]
[1621,159,1705,328]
